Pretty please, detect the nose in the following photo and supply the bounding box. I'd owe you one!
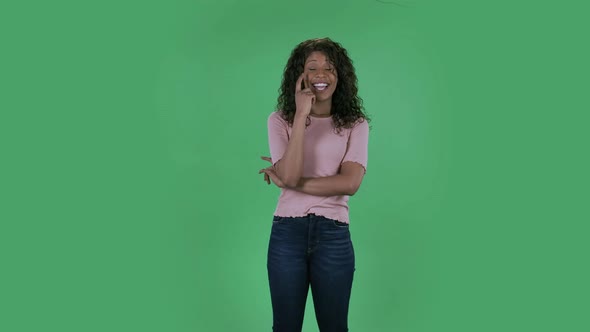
[313,69,330,78]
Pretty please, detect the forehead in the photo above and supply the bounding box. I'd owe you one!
[305,51,332,65]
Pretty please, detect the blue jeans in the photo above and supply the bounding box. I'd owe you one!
[267,213,355,332]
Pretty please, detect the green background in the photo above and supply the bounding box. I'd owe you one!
[2,0,588,331]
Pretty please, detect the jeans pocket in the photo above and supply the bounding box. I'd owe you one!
[331,220,350,228]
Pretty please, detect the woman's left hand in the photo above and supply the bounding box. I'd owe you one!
[259,156,285,188]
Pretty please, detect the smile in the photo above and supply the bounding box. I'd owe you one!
[313,83,329,91]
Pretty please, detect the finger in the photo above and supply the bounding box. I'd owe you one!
[261,156,272,163]
[261,170,269,185]
[303,75,309,90]
[295,74,304,93]
[262,168,274,179]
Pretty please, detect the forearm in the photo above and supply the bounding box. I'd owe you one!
[275,114,307,187]
[289,175,354,197]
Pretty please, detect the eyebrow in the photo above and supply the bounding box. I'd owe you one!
[305,60,333,66]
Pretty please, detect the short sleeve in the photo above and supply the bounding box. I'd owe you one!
[341,119,369,173]
[267,112,289,166]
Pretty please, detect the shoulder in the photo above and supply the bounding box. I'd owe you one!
[350,117,369,131]
[268,110,287,124]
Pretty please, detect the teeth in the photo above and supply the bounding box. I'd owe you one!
[313,83,328,91]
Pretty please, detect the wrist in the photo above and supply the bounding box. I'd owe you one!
[294,112,310,121]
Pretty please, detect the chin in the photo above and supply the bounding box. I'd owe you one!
[317,94,334,102]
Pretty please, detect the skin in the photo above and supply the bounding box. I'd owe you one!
[258,51,365,196]
[302,51,338,118]
[260,157,365,196]
[270,73,314,187]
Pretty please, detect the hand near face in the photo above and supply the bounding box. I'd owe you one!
[294,73,315,117]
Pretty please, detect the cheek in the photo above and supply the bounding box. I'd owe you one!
[330,74,338,85]
[305,74,314,86]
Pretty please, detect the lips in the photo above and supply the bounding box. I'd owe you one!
[312,83,329,91]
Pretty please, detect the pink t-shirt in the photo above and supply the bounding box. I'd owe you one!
[267,111,369,223]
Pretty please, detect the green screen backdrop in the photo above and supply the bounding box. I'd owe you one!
[2,0,588,331]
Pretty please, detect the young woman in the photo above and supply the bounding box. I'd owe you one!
[259,37,370,332]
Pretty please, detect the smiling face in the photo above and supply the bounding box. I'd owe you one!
[303,51,338,102]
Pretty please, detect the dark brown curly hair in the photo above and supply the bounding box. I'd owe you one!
[276,37,371,133]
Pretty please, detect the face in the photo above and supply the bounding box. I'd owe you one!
[303,51,338,102]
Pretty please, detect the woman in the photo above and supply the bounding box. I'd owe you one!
[259,37,370,332]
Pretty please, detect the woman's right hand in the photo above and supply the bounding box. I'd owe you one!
[295,73,315,117]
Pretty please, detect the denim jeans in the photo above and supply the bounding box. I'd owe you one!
[267,213,355,332]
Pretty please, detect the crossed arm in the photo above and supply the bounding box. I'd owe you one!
[260,157,365,196]
[263,113,368,197]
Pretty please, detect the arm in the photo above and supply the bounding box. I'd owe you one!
[273,114,307,188]
[268,74,314,187]
[289,118,369,196]
[288,161,366,196]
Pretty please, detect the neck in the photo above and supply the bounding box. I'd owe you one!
[310,99,332,117]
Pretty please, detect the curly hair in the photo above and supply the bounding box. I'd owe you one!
[276,37,371,133]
